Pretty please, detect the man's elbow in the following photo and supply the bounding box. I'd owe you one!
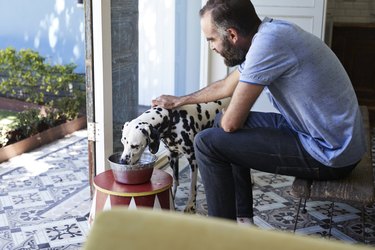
[221,121,240,133]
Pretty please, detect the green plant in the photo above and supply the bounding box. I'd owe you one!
[0,47,85,118]
[0,109,40,147]
[0,108,67,147]
[0,47,86,147]
[0,109,18,146]
[14,109,43,137]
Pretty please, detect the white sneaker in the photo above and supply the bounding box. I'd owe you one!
[237,217,254,226]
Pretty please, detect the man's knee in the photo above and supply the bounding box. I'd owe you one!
[194,127,226,156]
[194,128,217,155]
[194,129,207,151]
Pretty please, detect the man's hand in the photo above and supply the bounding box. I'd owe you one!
[151,95,182,109]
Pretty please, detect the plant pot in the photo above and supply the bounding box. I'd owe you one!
[0,116,87,163]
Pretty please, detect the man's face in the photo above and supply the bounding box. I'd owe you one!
[201,13,247,67]
[220,35,247,67]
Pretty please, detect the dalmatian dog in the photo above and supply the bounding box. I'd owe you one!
[120,98,230,213]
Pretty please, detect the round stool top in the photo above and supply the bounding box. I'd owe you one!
[93,169,173,197]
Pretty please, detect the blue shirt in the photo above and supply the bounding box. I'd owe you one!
[238,18,366,167]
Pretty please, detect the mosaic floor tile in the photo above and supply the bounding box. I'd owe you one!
[0,129,374,249]
[0,130,89,250]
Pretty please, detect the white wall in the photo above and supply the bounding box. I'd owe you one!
[138,0,175,106]
[0,0,85,73]
[138,0,201,106]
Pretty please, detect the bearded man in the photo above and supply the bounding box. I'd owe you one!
[152,0,366,224]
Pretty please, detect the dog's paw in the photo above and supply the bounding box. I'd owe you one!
[183,205,196,214]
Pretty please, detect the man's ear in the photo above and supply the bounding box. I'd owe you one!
[226,28,238,44]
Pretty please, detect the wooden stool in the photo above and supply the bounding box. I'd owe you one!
[89,169,174,225]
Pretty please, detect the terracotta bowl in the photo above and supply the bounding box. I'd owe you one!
[108,152,157,185]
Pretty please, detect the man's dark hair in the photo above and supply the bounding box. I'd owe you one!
[200,0,260,37]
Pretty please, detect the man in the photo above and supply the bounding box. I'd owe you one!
[152,0,366,224]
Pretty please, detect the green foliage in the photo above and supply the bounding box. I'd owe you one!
[0,109,18,146]
[0,47,85,117]
[13,109,44,137]
[0,48,86,147]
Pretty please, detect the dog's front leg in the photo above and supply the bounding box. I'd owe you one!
[169,151,180,199]
[184,158,197,214]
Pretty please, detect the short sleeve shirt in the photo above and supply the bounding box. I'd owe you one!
[238,17,366,167]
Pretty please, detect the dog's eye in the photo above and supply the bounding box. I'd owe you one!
[131,145,140,150]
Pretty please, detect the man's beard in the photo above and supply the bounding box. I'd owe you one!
[220,36,247,67]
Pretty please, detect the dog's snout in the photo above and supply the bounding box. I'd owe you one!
[120,154,131,164]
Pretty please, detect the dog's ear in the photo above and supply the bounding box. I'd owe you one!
[142,125,160,154]
[148,125,160,154]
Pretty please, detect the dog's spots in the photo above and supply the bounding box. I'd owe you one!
[201,121,213,130]
[138,122,148,126]
[182,118,190,132]
[181,131,193,147]
[205,110,210,120]
[188,116,198,134]
[182,146,193,155]
[176,110,187,120]
[195,122,200,129]
[121,98,229,213]
[154,116,169,132]
[141,128,149,137]
[196,104,202,115]
[155,108,164,118]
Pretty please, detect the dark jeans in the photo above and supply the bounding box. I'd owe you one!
[194,112,357,220]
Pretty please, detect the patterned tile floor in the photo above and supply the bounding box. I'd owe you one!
[171,158,375,246]
[0,130,90,250]
[0,129,374,249]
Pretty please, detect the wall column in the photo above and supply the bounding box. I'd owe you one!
[111,0,139,152]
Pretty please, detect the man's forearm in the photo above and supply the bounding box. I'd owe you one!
[179,70,239,105]
[179,80,227,104]
[152,70,239,108]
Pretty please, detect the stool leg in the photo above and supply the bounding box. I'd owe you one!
[293,198,304,233]
[327,201,335,238]
[302,199,307,214]
[361,205,366,243]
